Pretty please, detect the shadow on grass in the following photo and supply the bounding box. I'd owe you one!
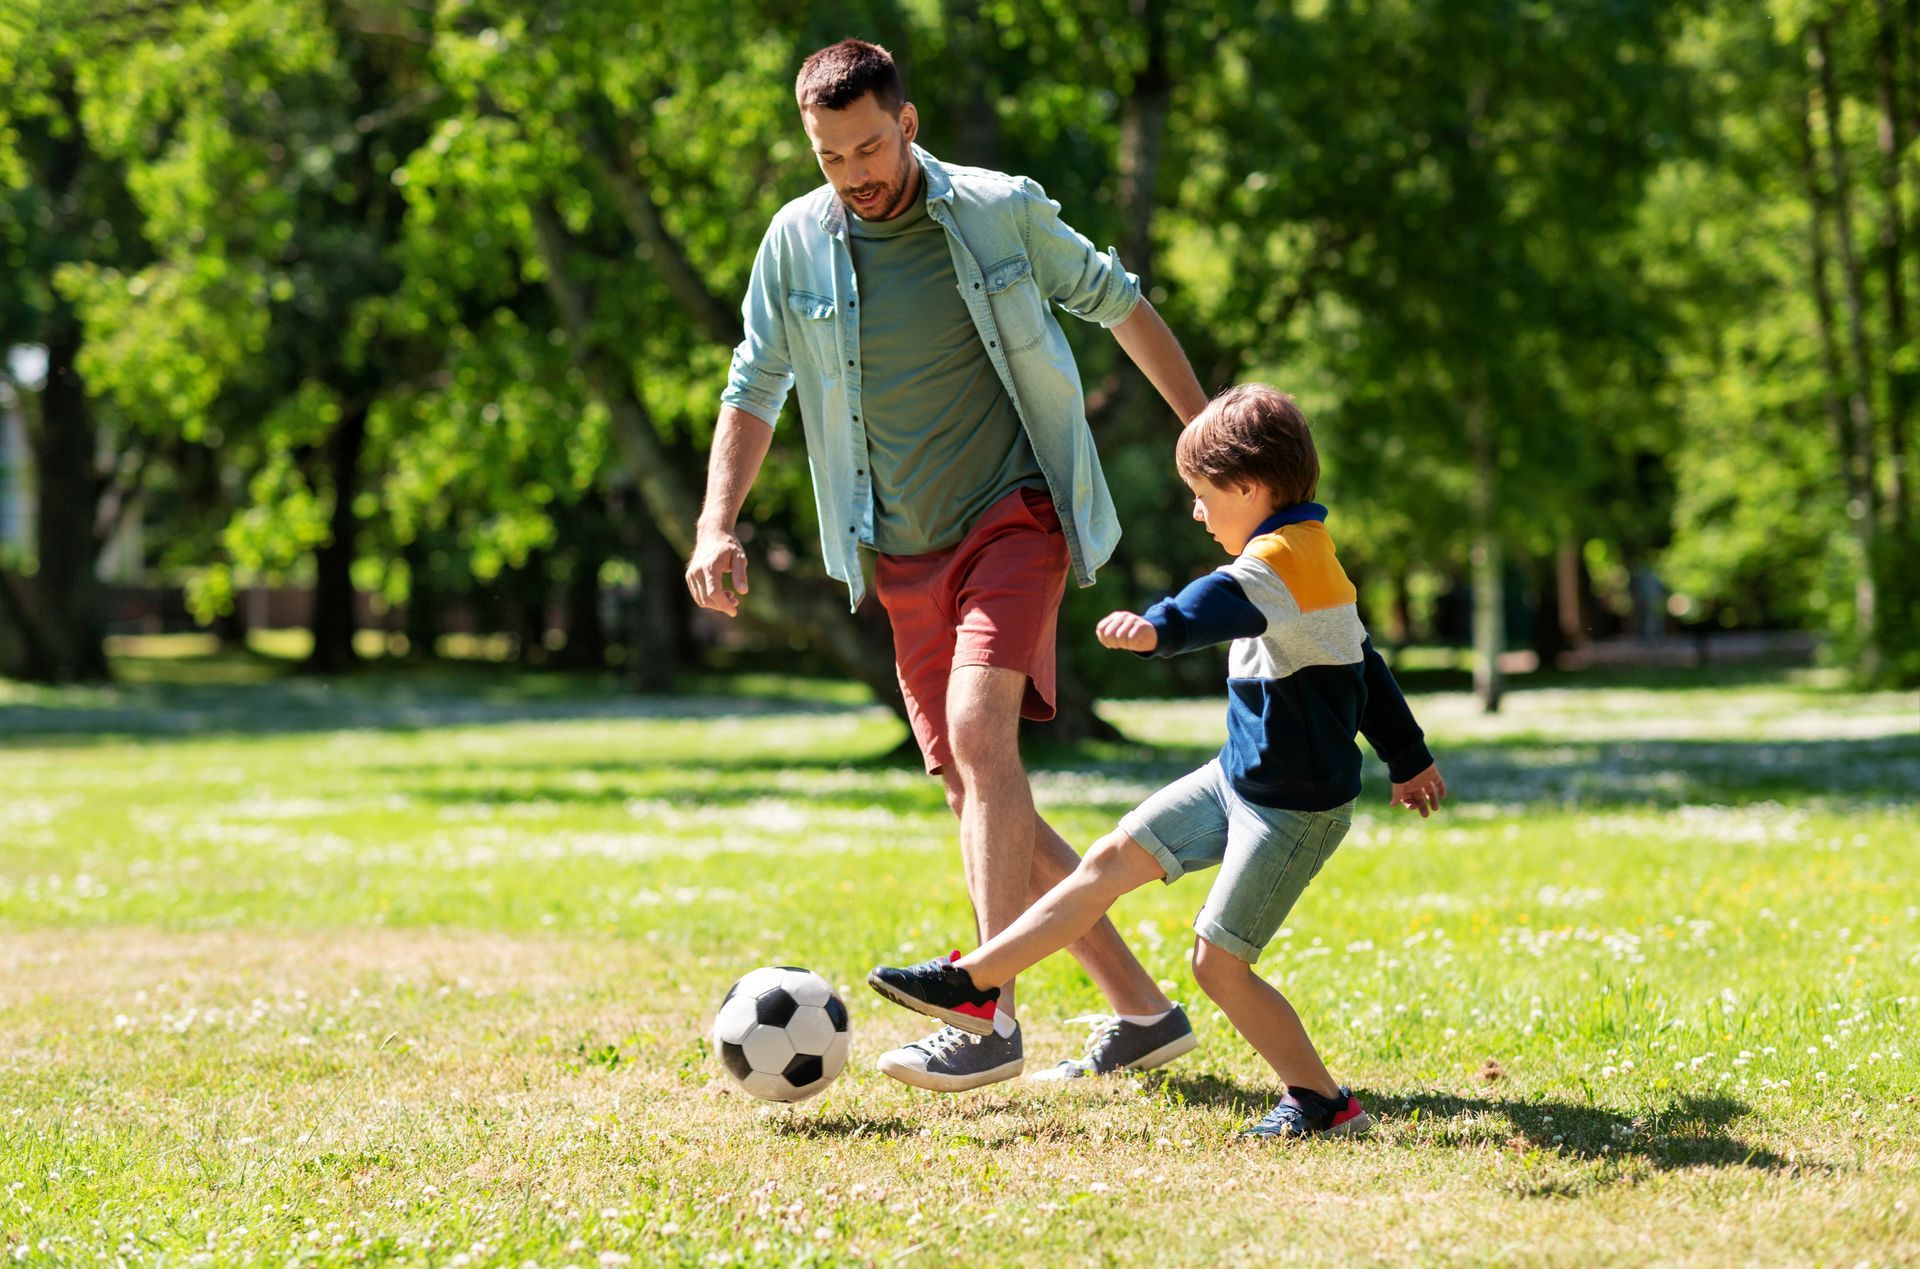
[0,669,879,746]
[6,661,1915,810]
[1150,1073,1795,1172]
[379,731,1920,815]
[767,1111,921,1140]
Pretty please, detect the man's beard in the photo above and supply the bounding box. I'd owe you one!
[846,150,917,220]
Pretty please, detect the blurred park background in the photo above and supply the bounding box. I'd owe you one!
[3,0,1919,715]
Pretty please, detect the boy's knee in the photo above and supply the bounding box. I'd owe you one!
[1080,830,1163,893]
[1191,936,1250,993]
[1083,830,1133,873]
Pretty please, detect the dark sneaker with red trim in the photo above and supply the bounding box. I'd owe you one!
[867,951,1000,1037]
[1239,1086,1374,1139]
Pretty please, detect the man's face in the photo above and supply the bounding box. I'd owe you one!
[801,92,919,221]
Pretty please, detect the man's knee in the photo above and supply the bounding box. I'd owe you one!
[947,717,1022,779]
[945,667,1027,775]
[1191,936,1251,996]
[941,774,968,820]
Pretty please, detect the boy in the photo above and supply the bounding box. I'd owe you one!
[867,385,1447,1138]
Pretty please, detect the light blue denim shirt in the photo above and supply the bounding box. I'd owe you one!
[721,146,1140,610]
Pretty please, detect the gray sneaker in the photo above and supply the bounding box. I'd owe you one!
[1029,1006,1198,1080]
[877,1023,1023,1091]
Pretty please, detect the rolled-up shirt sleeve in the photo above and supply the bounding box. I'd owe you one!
[719,224,795,427]
[1017,176,1141,329]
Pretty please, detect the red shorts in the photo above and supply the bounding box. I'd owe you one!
[873,487,1070,775]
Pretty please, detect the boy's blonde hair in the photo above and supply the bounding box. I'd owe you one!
[1175,384,1319,507]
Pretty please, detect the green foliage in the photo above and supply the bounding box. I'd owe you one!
[9,0,1915,683]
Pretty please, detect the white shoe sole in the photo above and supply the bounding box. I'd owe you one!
[1124,1029,1198,1071]
[1326,1110,1375,1137]
[876,1049,1024,1092]
[1027,1027,1199,1080]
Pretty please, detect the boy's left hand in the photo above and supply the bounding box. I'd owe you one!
[1096,610,1158,653]
[1390,764,1448,818]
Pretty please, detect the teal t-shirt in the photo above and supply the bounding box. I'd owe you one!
[847,191,1044,555]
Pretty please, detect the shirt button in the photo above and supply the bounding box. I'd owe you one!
[847,360,854,367]
[989,341,997,348]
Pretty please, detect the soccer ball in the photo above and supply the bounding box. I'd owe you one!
[712,966,850,1103]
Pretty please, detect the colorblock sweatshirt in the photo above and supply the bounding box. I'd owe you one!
[1140,503,1434,812]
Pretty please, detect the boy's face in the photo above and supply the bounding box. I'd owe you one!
[1184,473,1278,555]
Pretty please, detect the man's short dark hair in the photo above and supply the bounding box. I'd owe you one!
[1176,385,1321,507]
[796,39,904,114]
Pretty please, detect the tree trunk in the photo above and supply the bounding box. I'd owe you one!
[401,538,440,660]
[0,566,56,679]
[630,513,686,693]
[1803,64,1880,667]
[1876,0,1915,529]
[1117,0,1171,291]
[1813,25,1886,544]
[511,551,550,665]
[1906,0,1920,363]
[1468,392,1503,713]
[25,316,110,682]
[1391,565,1415,646]
[943,0,1003,169]
[303,402,367,673]
[554,495,610,671]
[1555,540,1589,651]
[1531,553,1569,670]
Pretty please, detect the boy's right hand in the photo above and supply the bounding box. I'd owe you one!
[1096,610,1158,653]
[1390,763,1448,818]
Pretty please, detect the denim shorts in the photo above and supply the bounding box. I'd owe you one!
[1119,759,1353,963]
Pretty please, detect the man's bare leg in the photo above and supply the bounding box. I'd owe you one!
[943,665,1038,1023]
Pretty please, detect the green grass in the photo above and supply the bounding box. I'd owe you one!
[2,658,1917,1265]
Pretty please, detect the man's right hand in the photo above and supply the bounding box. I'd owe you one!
[685,530,751,618]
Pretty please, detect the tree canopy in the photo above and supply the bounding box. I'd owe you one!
[3,0,1915,695]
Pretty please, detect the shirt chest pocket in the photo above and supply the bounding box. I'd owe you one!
[982,255,1047,354]
[786,291,840,376]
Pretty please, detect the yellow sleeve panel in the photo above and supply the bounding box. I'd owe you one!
[1243,522,1359,614]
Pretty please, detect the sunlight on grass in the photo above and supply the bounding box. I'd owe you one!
[2,665,1916,1263]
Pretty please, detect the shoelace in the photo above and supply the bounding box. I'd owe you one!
[1064,1014,1126,1065]
[1249,1101,1312,1135]
[915,1026,973,1060]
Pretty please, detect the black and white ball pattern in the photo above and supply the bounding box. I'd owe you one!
[713,966,850,1102]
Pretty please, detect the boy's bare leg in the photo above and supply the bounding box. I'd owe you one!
[1190,936,1339,1098]
[941,667,1173,1019]
[958,831,1166,990]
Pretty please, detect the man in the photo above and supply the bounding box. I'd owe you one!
[685,39,1210,1091]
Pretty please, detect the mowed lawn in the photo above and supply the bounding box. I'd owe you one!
[2,655,1917,1266]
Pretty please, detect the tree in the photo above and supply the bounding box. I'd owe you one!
[0,0,158,682]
